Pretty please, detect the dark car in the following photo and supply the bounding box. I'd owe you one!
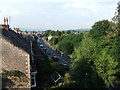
[59,63,69,70]
[43,48,48,52]
[44,48,50,55]
[51,56,59,62]
[45,51,50,55]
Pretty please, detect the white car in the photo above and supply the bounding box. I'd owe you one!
[40,44,43,48]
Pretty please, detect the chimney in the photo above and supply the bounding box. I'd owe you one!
[3,17,9,30]
[4,17,8,25]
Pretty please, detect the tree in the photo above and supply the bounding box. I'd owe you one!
[58,41,73,55]
[55,30,62,36]
[51,34,83,55]
[61,31,65,34]
[66,30,71,34]
[113,1,120,24]
[50,37,59,45]
[94,48,119,88]
[71,33,120,88]
[44,30,51,37]
[118,1,120,29]
[90,20,113,38]
[71,34,103,88]
[50,31,55,36]
[112,1,120,36]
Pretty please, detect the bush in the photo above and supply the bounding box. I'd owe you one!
[2,70,25,78]
[64,73,73,85]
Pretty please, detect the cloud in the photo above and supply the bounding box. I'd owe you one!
[62,1,86,8]
[1,0,119,4]
[62,0,117,9]
[0,0,119,30]
[0,0,70,3]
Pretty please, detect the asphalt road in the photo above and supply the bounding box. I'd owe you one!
[37,38,71,66]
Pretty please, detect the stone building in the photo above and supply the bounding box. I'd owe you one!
[1,27,31,88]
[0,17,9,30]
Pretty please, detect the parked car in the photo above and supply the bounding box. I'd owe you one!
[43,48,48,52]
[45,51,50,55]
[43,48,50,55]
[59,63,69,70]
[40,44,43,48]
[51,56,59,62]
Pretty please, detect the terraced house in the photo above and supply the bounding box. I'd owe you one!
[0,20,31,88]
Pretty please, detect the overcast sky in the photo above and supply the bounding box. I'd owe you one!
[0,0,119,30]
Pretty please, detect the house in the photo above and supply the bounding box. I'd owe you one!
[1,28,31,88]
[0,17,9,30]
[48,35,53,41]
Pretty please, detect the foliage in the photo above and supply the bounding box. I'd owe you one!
[90,20,114,38]
[48,60,66,76]
[2,70,26,78]
[44,30,62,37]
[71,33,119,88]
[112,2,120,26]
[113,1,120,35]
[58,41,73,55]
[44,29,52,37]
[66,30,71,34]
[50,31,55,36]
[45,37,48,41]
[61,31,65,34]
[55,30,62,36]
[71,34,103,88]
[50,36,59,45]
[94,48,119,87]
[55,33,83,55]
[63,73,73,85]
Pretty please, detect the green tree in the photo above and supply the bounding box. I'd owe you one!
[90,20,113,38]
[44,30,51,37]
[66,30,71,34]
[55,30,62,36]
[71,34,103,88]
[61,31,65,34]
[50,37,59,45]
[50,31,55,36]
[94,48,119,88]
[58,41,73,55]
[112,1,120,36]
[71,33,120,88]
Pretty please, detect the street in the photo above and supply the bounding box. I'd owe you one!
[37,38,71,66]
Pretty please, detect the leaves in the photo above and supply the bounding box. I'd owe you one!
[71,33,120,88]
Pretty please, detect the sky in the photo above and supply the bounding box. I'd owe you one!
[0,0,119,31]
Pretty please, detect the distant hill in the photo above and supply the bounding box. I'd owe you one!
[61,28,90,33]
[75,28,90,32]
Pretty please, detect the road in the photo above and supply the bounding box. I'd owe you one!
[37,38,71,66]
